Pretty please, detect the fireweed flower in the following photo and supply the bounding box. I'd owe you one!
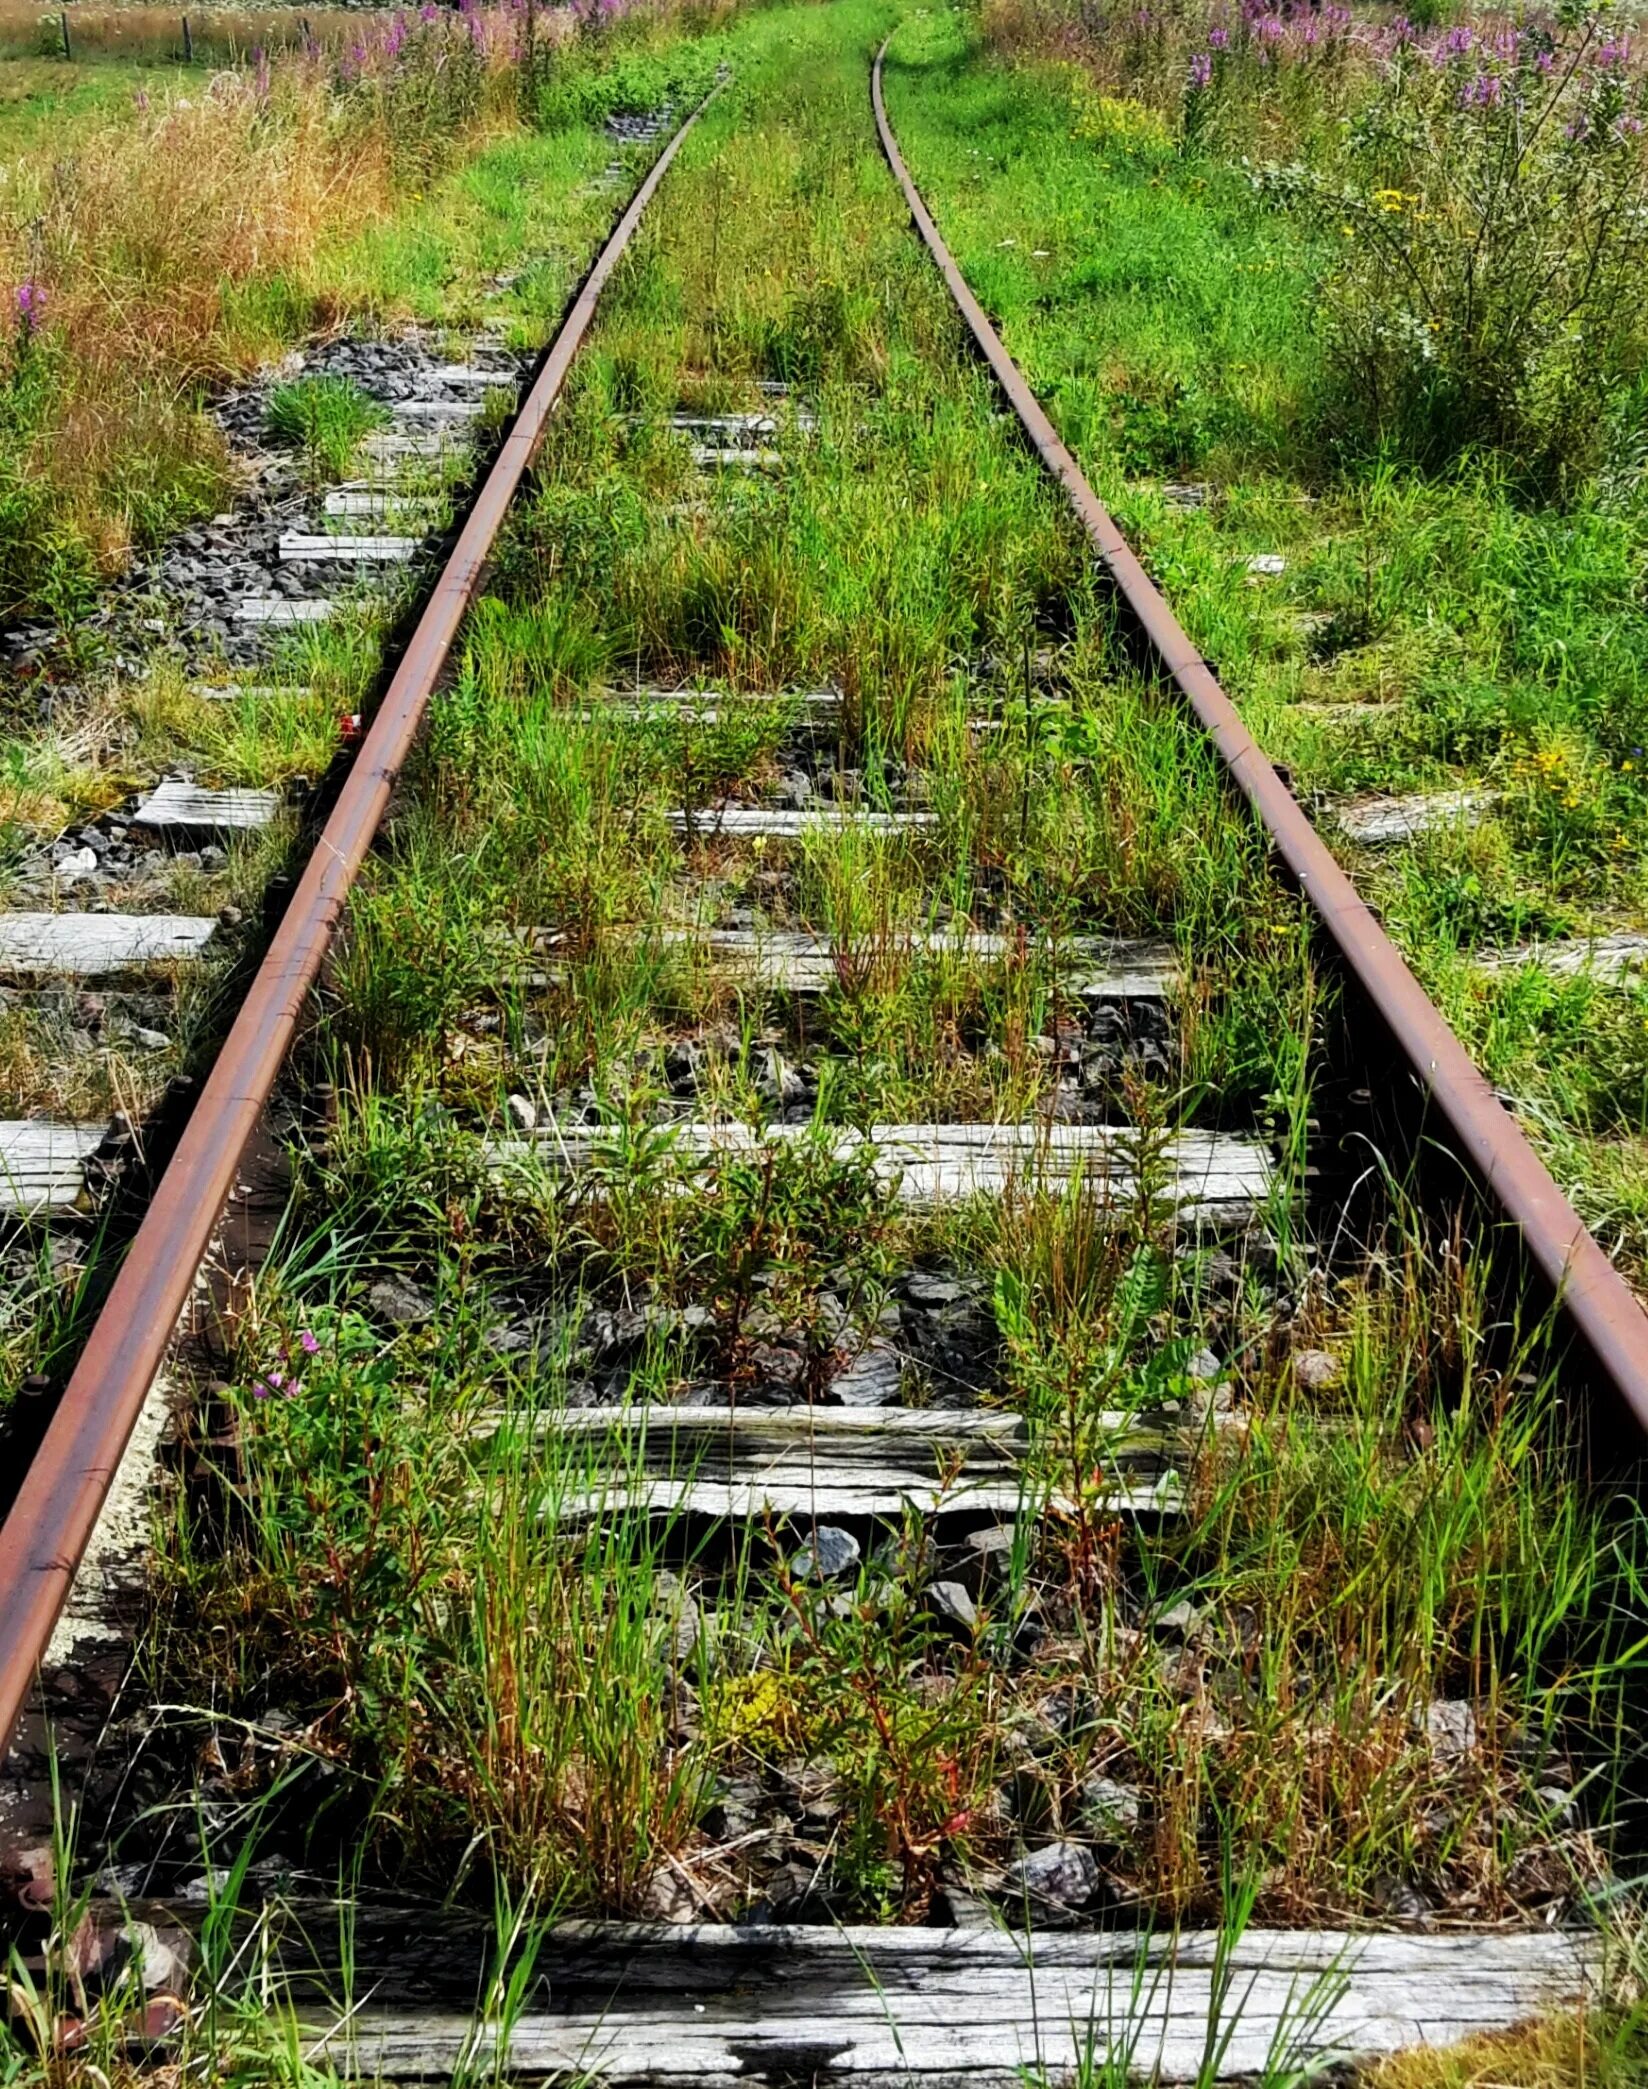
[1188,50,1213,88]
[299,1330,322,1356]
[14,281,44,335]
[1208,25,1229,47]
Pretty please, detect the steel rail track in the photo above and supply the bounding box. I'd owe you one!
[871,34,1648,1451]
[0,90,716,1763]
[0,59,1620,2067]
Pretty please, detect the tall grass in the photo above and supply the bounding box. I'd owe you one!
[0,0,731,621]
[881,8,1648,1278]
[120,0,1648,1956]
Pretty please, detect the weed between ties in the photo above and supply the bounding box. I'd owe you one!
[110,1,1646,1963]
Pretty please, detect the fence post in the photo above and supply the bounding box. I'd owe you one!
[181,11,193,60]
[59,9,71,59]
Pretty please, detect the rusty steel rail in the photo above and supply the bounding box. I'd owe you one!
[872,37,1648,1442]
[0,92,717,1760]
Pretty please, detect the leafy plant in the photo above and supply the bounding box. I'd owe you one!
[1262,11,1648,476]
[264,373,389,484]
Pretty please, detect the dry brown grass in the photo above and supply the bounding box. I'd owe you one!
[1367,2003,1648,2089]
[0,5,399,66]
[0,18,522,601]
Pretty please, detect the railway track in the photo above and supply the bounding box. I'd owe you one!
[0,14,1643,2078]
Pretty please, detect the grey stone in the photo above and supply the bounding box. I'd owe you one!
[926,1580,978,1632]
[1294,1349,1342,1391]
[1079,1775,1141,1838]
[636,1864,699,1922]
[831,1337,902,1406]
[367,1273,436,1328]
[1370,1874,1431,1923]
[1425,1698,1478,1760]
[931,1884,1000,1929]
[749,1341,807,1395]
[709,1777,766,1840]
[757,1048,805,1107]
[792,1526,860,1582]
[904,1272,965,1306]
[998,1840,1103,1913]
[126,1919,193,1993]
[505,1092,538,1132]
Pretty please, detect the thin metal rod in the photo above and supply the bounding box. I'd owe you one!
[872,36,1648,1440]
[0,90,716,1760]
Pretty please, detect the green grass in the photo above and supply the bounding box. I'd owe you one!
[103,0,1646,1972]
[0,57,203,151]
[880,10,1648,1279]
[263,374,390,486]
[0,16,1639,2089]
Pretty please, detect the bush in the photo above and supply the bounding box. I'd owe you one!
[1261,11,1648,478]
[265,372,389,484]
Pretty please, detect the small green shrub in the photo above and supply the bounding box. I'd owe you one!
[264,372,389,483]
[1262,13,1648,477]
[533,36,725,133]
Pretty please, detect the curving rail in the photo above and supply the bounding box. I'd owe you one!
[0,89,718,1762]
[872,33,1648,1453]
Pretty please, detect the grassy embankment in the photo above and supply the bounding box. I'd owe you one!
[883,4,1648,1282]
[0,6,729,1407]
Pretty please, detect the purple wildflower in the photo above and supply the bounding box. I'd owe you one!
[299,1329,321,1356]
[1208,24,1229,47]
[14,281,45,336]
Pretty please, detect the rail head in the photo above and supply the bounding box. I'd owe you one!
[0,86,722,1765]
[870,33,1648,1445]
